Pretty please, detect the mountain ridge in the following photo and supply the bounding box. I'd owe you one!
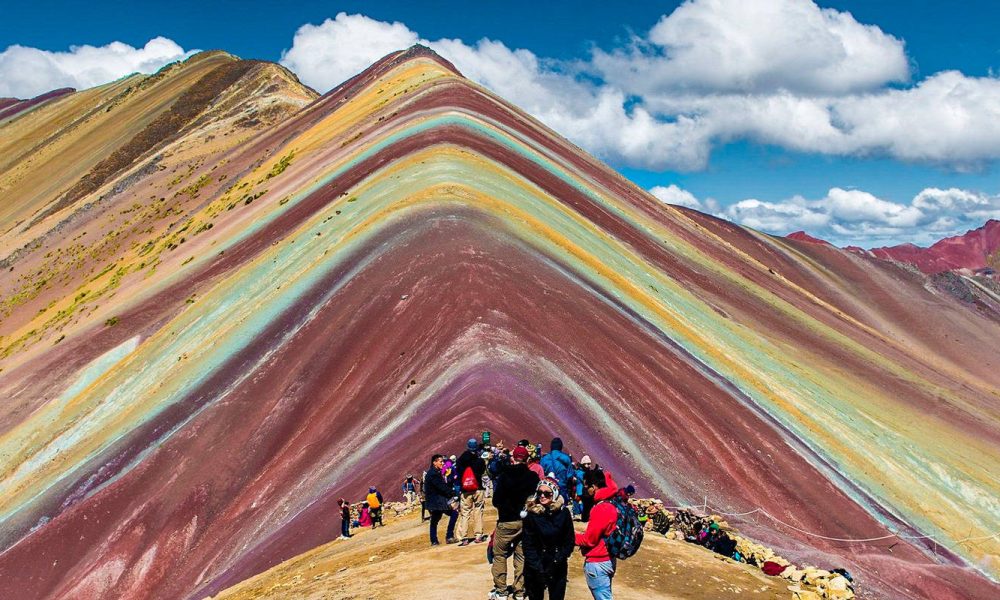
[0,47,996,600]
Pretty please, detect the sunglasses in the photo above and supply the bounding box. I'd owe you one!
[538,490,553,498]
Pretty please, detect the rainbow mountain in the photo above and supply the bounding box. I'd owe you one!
[0,46,997,599]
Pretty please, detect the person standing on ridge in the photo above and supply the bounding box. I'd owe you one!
[521,478,575,600]
[337,498,352,539]
[402,475,418,507]
[579,456,606,523]
[540,437,574,500]
[576,471,620,600]
[490,445,540,600]
[425,454,458,545]
[456,438,488,545]
[366,486,384,528]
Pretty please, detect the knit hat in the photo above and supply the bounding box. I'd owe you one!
[536,477,562,504]
[369,486,376,492]
[580,455,592,465]
[550,437,563,451]
[467,438,478,450]
[512,446,529,462]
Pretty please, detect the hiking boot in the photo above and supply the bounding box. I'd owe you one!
[458,538,472,547]
[473,534,487,543]
[446,537,459,544]
[487,589,508,600]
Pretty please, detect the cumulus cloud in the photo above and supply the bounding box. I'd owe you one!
[279,2,1000,172]
[0,37,191,98]
[659,184,1000,246]
[649,184,703,209]
[593,0,909,95]
[279,12,419,94]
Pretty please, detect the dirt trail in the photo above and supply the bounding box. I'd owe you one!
[209,508,788,600]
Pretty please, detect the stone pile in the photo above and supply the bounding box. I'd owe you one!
[632,498,856,600]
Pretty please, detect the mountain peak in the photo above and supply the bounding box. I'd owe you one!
[869,219,1000,273]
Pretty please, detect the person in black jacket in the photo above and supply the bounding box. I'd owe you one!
[455,438,488,545]
[424,454,458,545]
[579,455,606,523]
[490,445,540,600]
[522,478,575,600]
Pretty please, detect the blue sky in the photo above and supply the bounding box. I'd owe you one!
[2,1,999,246]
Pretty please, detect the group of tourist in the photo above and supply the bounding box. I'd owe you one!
[336,486,386,539]
[335,435,635,600]
[421,436,627,600]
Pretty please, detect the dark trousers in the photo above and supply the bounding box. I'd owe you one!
[371,506,383,527]
[524,561,568,600]
[581,495,596,522]
[341,518,351,538]
[429,509,456,544]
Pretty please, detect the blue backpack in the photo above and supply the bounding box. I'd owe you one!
[602,495,644,559]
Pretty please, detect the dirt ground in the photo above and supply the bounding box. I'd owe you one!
[209,507,790,600]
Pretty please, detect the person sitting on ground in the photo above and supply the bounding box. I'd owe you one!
[455,438,488,546]
[521,478,575,600]
[646,503,671,535]
[337,498,352,539]
[358,502,373,528]
[576,471,621,600]
[539,437,574,501]
[425,454,458,545]
[366,486,384,528]
[579,456,606,523]
[490,445,541,600]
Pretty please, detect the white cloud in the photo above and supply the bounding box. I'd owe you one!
[279,12,419,94]
[0,37,191,98]
[593,0,909,95]
[649,184,1000,246]
[649,184,703,209]
[279,3,1000,172]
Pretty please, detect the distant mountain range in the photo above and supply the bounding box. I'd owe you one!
[788,219,1000,274]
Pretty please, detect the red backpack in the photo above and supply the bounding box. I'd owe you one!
[461,466,479,492]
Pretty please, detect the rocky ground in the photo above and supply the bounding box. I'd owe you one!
[208,506,798,600]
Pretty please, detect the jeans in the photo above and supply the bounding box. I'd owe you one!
[429,509,456,544]
[457,489,485,539]
[491,521,525,594]
[341,518,350,538]
[584,560,615,600]
[524,561,568,600]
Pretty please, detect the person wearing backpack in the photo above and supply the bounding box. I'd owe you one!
[521,478,575,600]
[366,487,384,528]
[575,471,620,599]
[539,437,574,500]
[455,438,488,546]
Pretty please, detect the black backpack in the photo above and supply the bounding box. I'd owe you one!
[602,495,644,559]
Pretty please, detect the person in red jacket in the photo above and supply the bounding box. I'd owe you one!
[574,471,619,600]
